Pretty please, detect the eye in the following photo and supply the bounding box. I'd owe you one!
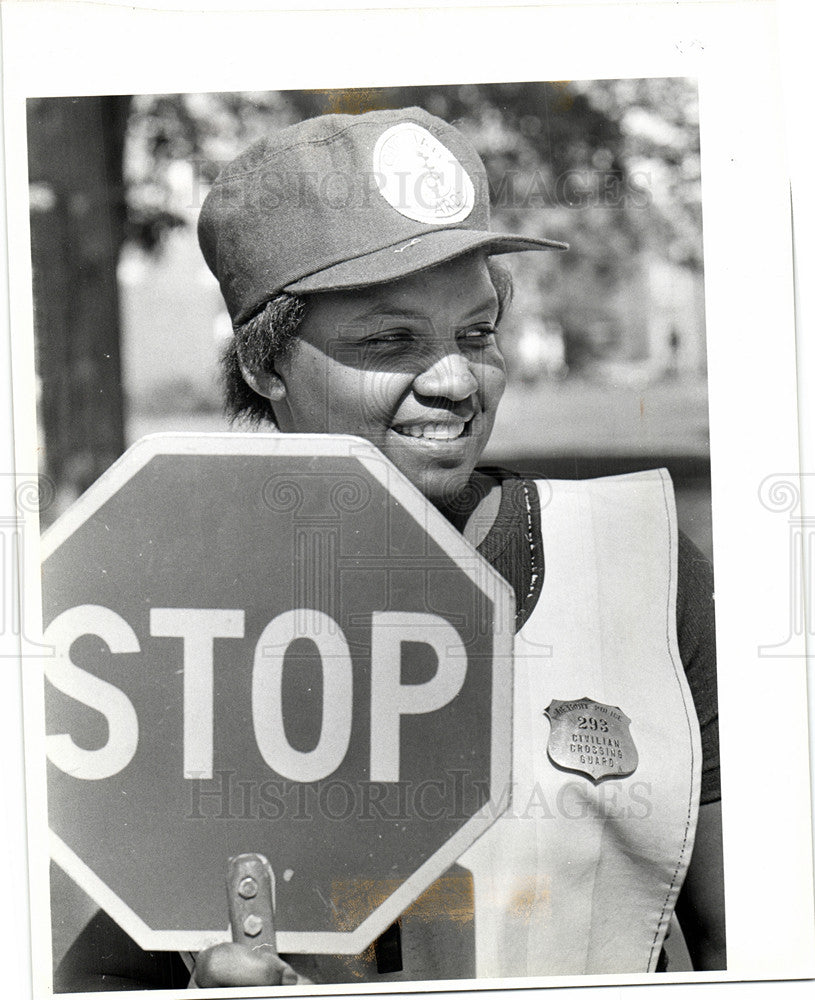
[364,329,414,346]
[459,324,498,344]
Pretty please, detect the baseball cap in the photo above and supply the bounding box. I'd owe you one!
[198,106,568,324]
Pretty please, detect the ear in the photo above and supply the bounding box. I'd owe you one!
[239,361,287,403]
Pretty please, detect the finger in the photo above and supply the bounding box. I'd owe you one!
[193,942,288,987]
[253,944,312,984]
[281,963,302,985]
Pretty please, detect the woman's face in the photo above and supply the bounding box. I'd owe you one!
[265,254,507,512]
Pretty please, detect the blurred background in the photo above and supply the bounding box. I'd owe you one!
[26,81,711,558]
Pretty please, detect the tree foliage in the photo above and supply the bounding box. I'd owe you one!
[29,82,703,508]
[123,81,701,266]
[123,81,702,367]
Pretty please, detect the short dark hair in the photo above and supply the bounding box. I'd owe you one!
[220,257,514,427]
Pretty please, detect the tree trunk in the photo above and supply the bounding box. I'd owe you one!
[27,96,131,521]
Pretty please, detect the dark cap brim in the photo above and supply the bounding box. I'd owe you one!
[283,228,568,296]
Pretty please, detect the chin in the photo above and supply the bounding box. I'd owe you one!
[377,436,484,511]
[416,466,480,511]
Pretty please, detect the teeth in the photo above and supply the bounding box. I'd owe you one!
[394,422,466,441]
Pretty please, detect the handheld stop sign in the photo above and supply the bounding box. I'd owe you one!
[42,434,513,954]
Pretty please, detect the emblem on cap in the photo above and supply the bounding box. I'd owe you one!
[544,697,638,783]
[373,122,475,225]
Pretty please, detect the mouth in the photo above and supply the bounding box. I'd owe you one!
[391,418,472,442]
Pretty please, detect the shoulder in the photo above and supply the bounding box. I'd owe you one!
[675,529,720,804]
[676,528,716,659]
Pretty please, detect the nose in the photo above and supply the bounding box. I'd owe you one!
[413,350,478,402]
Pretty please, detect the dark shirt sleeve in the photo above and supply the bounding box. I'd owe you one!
[676,530,720,804]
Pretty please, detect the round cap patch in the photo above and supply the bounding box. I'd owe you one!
[373,122,475,225]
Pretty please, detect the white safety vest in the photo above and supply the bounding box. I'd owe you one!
[457,470,702,977]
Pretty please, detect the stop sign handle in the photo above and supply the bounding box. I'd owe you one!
[227,853,277,952]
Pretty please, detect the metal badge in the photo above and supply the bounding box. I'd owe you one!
[544,697,638,783]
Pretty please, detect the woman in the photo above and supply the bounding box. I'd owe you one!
[56,105,725,991]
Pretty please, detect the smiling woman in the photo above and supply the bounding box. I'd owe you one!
[236,254,506,526]
[54,104,724,991]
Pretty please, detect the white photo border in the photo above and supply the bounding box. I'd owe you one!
[2,1,813,998]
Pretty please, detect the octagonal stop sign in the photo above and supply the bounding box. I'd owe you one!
[42,434,513,954]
